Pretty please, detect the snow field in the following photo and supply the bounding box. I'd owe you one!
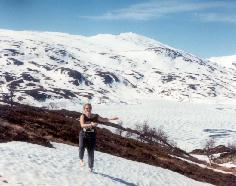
[0,142,213,186]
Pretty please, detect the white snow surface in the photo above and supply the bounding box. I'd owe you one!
[209,55,236,69]
[220,162,236,168]
[0,141,213,186]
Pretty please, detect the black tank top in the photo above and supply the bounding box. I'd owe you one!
[82,114,99,123]
[81,114,99,133]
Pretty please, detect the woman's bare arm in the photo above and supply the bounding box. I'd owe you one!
[80,114,96,128]
[97,116,119,123]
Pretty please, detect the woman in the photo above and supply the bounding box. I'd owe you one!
[79,103,118,172]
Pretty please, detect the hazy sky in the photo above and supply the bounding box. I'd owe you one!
[0,0,235,58]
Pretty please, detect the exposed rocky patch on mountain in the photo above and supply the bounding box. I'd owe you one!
[7,57,24,65]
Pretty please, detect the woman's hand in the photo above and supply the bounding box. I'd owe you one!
[91,122,98,127]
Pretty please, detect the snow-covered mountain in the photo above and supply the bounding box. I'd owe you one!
[0,29,236,106]
[209,55,236,69]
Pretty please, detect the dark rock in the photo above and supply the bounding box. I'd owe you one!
[55,49,68,57]
[161,74,180,83]
[8,58,24,65]
[25,89,51,102]
[123,79,137,88]
[21,73,40,82]
[52,88,77,99]
[76,92,94,100]
[9,79,24,89]
[127,71,144,80]
[96,71,120,85]
[26,83,36,86]
[57,67,91,86]
[154,70,163,75]
[147,47,183,59]
[3,49,24,56]
[27,68,40,73]
[49,56,64,63]
[188,84,199,90]
[29,61,41,67]
[4,72,15,82]
[186,75,197,80]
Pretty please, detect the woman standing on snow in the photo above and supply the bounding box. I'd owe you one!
[79,103,118,172]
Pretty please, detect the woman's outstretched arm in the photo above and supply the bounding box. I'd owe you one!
[97,116,119,123]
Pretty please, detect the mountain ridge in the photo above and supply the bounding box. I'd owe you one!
[0,29,236,107]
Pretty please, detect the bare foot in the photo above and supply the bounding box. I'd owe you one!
[80,160,85,167]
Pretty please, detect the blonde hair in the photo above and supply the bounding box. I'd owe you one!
[83,103,92,110]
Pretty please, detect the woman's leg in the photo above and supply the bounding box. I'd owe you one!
[79,132,85,166]
[87,146,94,170]
[87,134,96,170]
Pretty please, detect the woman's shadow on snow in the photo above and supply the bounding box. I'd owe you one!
[93,171,138,186]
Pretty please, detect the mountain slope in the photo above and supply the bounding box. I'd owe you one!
[209,55,236,69]
[0,29,236,106]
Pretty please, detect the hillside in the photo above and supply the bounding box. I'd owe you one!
[1,104,236,186]
[0,29,236,107]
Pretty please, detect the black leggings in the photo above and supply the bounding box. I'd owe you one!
[79,131,96,169]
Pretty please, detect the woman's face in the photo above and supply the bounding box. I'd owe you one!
[84,105,92,115]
